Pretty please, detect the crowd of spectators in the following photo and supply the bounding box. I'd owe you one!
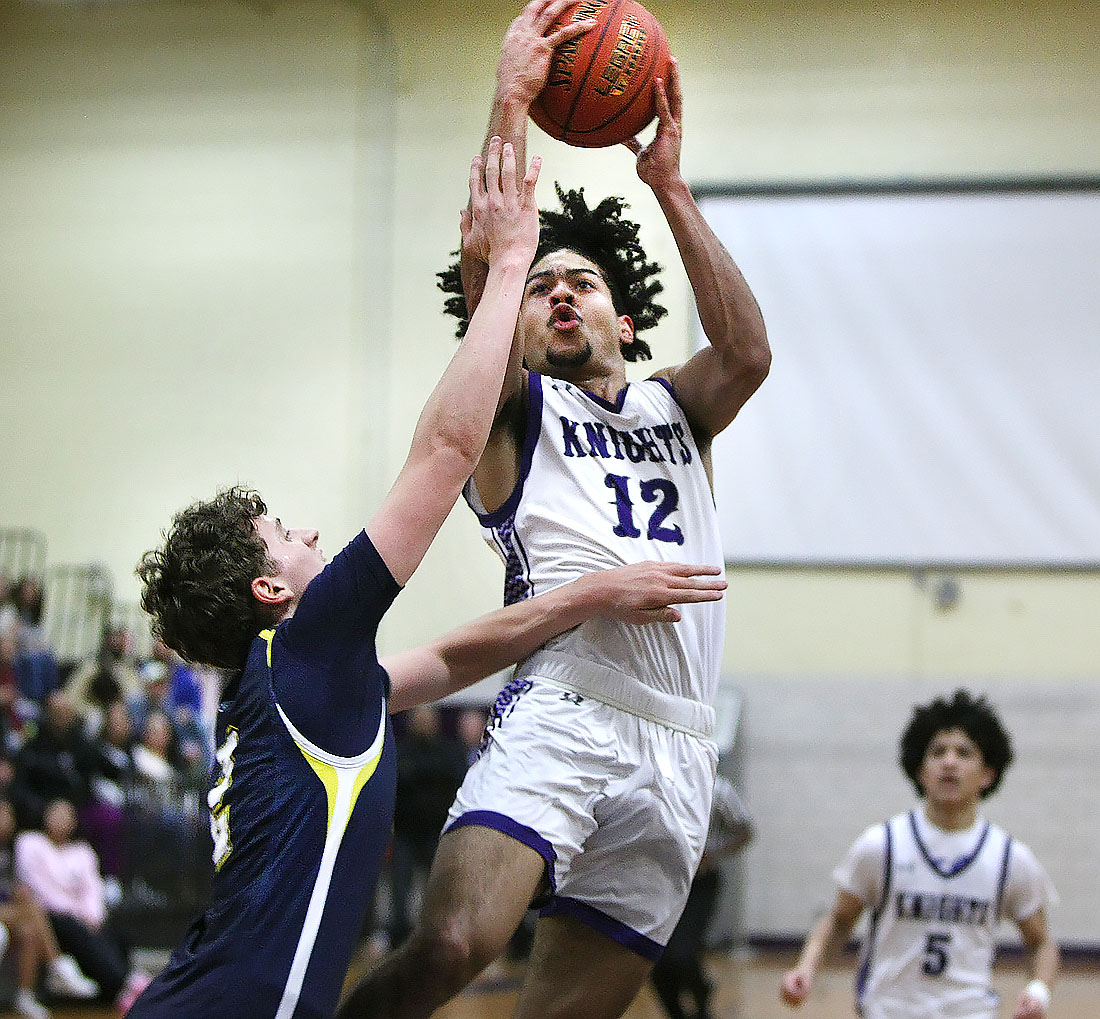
[0,568,219,1016]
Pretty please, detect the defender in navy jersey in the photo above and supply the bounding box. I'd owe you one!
[781,690,1059,1019]
[337,6,771,1019]
[126,141,543,1019]
[125,142,726,1019]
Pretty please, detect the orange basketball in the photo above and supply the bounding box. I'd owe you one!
[531,0,671,148]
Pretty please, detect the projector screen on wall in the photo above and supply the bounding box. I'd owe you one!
[694,182,1100,567]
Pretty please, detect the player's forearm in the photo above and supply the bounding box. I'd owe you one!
[797,912,849,975]
[653,176,769,373]
[386,576,607,712]
[407,257,529,480]
[485,89,531,170]
[432,576,604,680]
[462,92,532,323]
[1028,933,1060,989]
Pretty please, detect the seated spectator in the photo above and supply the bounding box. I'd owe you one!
[64,626,141,738]
[13,798,149,1012]
[128,656,210,779]
[130,711,178,790]
[10,693,98,829]
[145,639,204,721]
[126,709,207,904]
[0,632,22,752]
[9,579,47,659]
[6,580,57,717]
[0,573,15,643]
[0,798,98,1018]
[90,702,136,804]
[82,701,138,884]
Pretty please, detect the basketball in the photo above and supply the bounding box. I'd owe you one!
[531,0,671,148]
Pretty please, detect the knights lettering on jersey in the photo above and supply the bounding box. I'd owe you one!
[893,891,992,927]
[559,415,693,466]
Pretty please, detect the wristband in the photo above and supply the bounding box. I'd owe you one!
[1024,979,1051,1011]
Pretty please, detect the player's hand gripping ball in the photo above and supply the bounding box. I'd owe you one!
[531,0,671,148]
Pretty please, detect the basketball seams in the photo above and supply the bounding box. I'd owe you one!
[569,12,664,143]
[531,0,668,148]
[562,0,626,138]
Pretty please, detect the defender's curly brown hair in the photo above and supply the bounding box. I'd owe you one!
[438,184,666,361]
[137,487,278,670]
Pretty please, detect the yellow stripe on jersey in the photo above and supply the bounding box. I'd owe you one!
[271,698,386,1018]
[261,627,275,667]
[298,737,383,839]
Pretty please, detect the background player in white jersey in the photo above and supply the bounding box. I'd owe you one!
[780,689,1059,1019]
[336,4,771,1019]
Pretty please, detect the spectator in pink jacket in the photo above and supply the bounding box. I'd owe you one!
[0,797,97,1019]
[14,798,148,1012]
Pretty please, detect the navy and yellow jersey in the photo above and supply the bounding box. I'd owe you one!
[129,530,400,1019]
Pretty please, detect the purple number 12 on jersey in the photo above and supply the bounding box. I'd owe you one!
[605,474,685,545]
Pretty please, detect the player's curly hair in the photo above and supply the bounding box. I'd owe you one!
[438,183,665,361]
[136,486,279,670]
[898,689,1015,799]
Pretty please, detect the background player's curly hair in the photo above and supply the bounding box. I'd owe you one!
[898,688,1015,799]
[137,486,279,670]
[438,184,666,361]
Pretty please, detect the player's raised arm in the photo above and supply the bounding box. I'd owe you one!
[368,138,541,586]
[626,59,771,442]
[383,561,726,713]
[460,1,595,319]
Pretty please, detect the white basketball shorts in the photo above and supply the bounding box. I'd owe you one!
[443,676,718,959]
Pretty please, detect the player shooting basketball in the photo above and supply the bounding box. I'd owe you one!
[337,2,770,1018]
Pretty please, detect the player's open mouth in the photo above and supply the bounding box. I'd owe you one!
[549,305,581,331]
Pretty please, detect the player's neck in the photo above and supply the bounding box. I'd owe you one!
[568,365,627,403]
[922,797,980,833]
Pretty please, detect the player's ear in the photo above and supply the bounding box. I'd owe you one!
[251,574,293,607]
[977,764,995,794]
[619,314,635,351]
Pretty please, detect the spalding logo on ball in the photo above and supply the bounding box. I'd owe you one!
[531,0,671,148]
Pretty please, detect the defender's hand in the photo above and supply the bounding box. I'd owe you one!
[585,561,726,625]
[468,136,542,267]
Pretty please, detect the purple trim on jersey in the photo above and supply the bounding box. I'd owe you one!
[443,810,557,893]
[874,819,894,915]
[651,374,683,408]
[577,381,629,413]
[582,375,681,417]
[994,835,1014,920]
[908,810,991,879]
[539,896,664,962]
[492,515,535,607]
[466,372,544,529]
[856,820,893,1009]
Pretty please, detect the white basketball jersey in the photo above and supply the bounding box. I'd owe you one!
[464,372,725,708]
[855,810,1014,1019]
